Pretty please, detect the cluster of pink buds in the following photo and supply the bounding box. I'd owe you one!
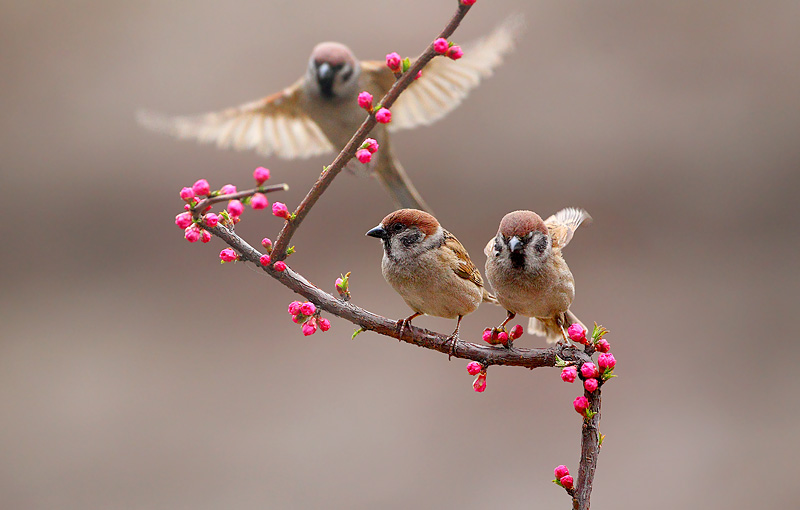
[432,38,464,60]
[553,465,574,491]
[559,323,616,419]
[176,179,217,243]
[287,300,331,336]
[357,91,391,123]
[481,323,523,347]
[356,138,380,164]
[466,361,487,392]
[335,272,351,301]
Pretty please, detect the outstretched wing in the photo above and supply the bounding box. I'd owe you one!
[363,14,524,132]
[137,80,335,159]
[545,208,592,250]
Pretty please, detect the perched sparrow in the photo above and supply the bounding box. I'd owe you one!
[367,209,497,353]
[138,16,523,212]
[484,208,591,343]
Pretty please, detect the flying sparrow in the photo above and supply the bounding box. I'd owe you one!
[484,208,591,344]
[366,209,497,354]
[138,16,523,212]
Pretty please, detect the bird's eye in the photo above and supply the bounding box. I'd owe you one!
[534,236,547,253]
[341,67,353,82]
[391,223,404,233]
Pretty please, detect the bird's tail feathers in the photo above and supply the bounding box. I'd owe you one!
[374,150,433,213]
[527,310,585,344]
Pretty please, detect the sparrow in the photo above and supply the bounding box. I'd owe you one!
[484,208,591,344]
[366,209,497,354]
[138,16,523,212]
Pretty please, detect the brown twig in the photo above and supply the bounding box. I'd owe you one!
[190,183,289,219]
[574,389,602,510]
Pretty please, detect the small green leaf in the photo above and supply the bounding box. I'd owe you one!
[401,57,411,73]
[286,246,296,256]
[598,433,605,447]
[554,355,569,368]
[352,327,366,340]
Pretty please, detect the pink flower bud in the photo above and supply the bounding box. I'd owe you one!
[192,179,210,196]
[184,204,191,211]
[364,138,379,154]
[220,184,237,195]
[595,338,610,353]
[433,38,449,54]
[414,70,422,80]
[482,328,494,344]
[259,254,271,266]
[461,0,477,5]
[472,372,487,393]
[261,237,272,250]
[554,465,570,479]
[357,91,373,110]
[253,166,270,184]
[560,366,578,383]
[300,302,316,316]
[184,226,201,243]
[580,362,599,379]
[385,52,401,71]
[291,314,302,324]
[598,353,616,371]
[302,321,317,336]
[375,108,391,124]
[447,45,464,60]
[497,331,509,345]
[560,475,574,490]
[203,213,218,227]
[356,149,372,164]
[201,229,212,243]
[335,277,344,289]
[180,187,195,201]
[288,301,302,315]
[584,378,598,392]
[250,193,268,210]
[272,202,290,219]
[274,261,286,272]
[319,318,331,332]
[219,248,237,262]
[567,324,587,344]
[466,361,482,376]
[227,199,244,217]
[509,324,524,340]
[175,212,193,229]
[573,396,590,415]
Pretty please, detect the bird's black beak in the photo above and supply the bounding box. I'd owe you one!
[508,236,524,253]
[316,62,335,98]
[366,225,388,239]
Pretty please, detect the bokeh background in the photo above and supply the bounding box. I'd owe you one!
[2,1,799,508]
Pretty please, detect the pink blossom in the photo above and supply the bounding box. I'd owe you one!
[319,318,331,332]
[433,38,449,54]
[595,338,610,353]
[274,261,286,272]
[259,254,271,266]
[302,320,317,336]
[580,362,599,379]
[598,353,616,371]
[219,248,237,262]
[364,138,379,154]
[584,378,598,392]
[415,70,422,80]
[510,324,524,340]
[385,52,401,71]
[466,361,482,376]
[288,301,302,315]
[180,187,195,201]
[356,149,372,164]
[567,324,587,344]
[300,302,316,316]
[335,277,344,289]
[227,199,244,217]
[375,108,391,124]
[357,91,373,110]
[253,166,270,184]
[184,204,191,211]
[497,331,509,345]
[272,202,290,219]
[482,328,494,344]
[261,237,272,250]
[461,0,477,5]
[573,396,590,415]
[250,193,268,210]
[203,213,218,227]
[220,184,237,195]
[560,475,574,490]
[192,179,210,196]
[291,314,301,324]
[560,366,578,383]
[554,465,570,479]
[184,226,201,243]
[175,212,193,229]
[201,229,212,243]
[447,45,464,60]
[472,372,487,392]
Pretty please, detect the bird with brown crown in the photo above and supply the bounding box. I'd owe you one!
[484,208,591,344]
[367,209,497,355]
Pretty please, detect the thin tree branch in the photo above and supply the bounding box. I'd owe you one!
[574,389,602,510]
[191,183,289,219]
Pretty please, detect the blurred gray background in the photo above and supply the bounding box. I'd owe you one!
[2,1,799,509]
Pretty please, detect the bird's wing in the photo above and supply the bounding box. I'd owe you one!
[443,230,484,288]
[362,14,523,132]
[545,208,592,250]
[137,79,335,159]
